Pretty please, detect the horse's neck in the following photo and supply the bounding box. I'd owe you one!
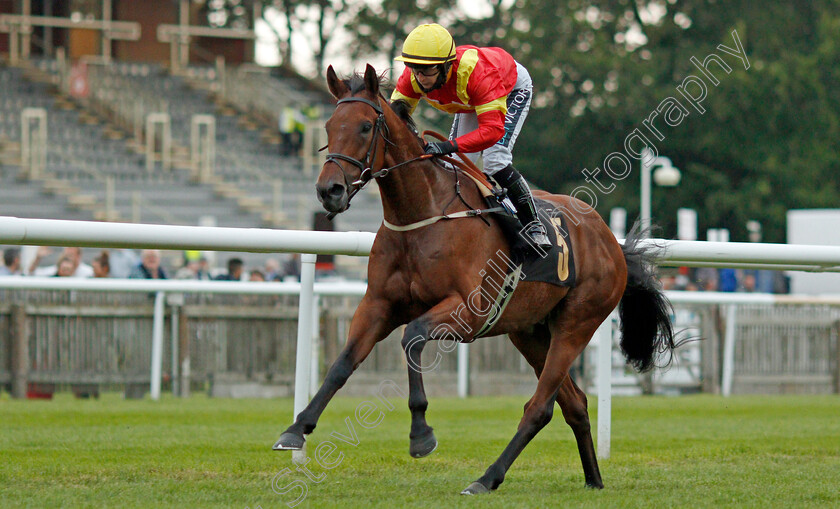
[378,147,456,226]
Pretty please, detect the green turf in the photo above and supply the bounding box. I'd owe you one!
[1,392,838,508]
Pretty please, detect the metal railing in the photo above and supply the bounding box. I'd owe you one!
[3,216,840,461]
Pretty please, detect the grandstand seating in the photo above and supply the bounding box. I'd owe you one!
[0,57,385,277]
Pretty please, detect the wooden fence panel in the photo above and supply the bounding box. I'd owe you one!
[25,305,164,383]
[1,289,839,396]
[734,305,839,394]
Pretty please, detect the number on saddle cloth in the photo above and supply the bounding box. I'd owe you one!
[483,197,577,288]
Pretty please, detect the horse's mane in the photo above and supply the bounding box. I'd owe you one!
[343,71,389,95]
[340,71,418,133]
[389,99,417,132]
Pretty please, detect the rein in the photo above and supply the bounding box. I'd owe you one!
[324,96,503,227]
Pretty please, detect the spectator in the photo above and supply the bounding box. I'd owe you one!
[718,268,738,292]
[773,272,790,294]
[264,258,281,281]
[281,253,301,281]
[174,259,200,280]
[674,266,690,290]
[694,267,719,292]
[176,252,213,280]
[54,255,76,277]
[755,269,776,293]
[129,249,167,279]
[109,249,140,279]
[702,275,719,292]
[303,104,321,124]
[279,106,303,156]
[28,246,93,277]
[659,274,676,291]
[0,247,21,276]
[196,257,213,280]
[249,269,266,282]
[92,251,110,278]
[738,271,757,293]
[215,257,244,281]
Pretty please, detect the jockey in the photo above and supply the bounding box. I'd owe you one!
[391,23,551,249]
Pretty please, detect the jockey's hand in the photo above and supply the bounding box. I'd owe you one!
[424,140,457,156]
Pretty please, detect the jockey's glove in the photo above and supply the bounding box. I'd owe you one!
[424,140,458,156]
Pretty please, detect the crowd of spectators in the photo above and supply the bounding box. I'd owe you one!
[0,246,303,282]
[0,246,791,292]
[660,266,790,294]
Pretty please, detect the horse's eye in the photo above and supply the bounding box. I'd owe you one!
[360,122,373,134]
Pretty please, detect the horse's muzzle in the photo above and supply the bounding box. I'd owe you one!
[316,181,349,213]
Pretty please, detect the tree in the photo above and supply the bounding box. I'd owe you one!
[349,0,446,82]
[259,0,302,65]
[504,1,840,242]
[209,0,346,77]
[336,1,840,242]
[308,0,346,77]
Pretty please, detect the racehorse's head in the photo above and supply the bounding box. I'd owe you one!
[316,64,387,214]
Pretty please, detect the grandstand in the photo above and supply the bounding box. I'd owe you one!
[0,1,384,276]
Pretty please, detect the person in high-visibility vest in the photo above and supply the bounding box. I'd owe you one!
[279,106,300,156]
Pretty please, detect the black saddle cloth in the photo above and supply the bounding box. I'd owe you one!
[494,199,576,288]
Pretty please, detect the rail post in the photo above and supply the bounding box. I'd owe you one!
[150,291,166,400]
[721,304,738,397]
[596,312,615,459]
[310,294,321,398]
[178,302,191,398]
[457,343,469,398]
[10,304,28,399]
[293,253,317,461]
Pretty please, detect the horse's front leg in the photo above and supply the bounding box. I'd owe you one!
[274,297,395,450]
[401,298,473,458]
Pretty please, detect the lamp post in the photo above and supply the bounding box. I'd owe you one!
[640,148,681,235]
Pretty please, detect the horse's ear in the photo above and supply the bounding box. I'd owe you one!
[364,64,379,96]
[326,65,348,99]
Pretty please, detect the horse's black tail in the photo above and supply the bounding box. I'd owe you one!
[617,225,676,373]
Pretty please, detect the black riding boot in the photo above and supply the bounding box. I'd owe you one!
[492,164,551,249]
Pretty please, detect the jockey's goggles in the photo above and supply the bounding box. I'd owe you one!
[408,65,441,78]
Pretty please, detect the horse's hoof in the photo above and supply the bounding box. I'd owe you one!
[585,481,604,490]
[272,432,305,451]
[460,481,491,495]
[409,430,438,458]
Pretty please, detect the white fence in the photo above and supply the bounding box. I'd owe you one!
[3,215,840,460]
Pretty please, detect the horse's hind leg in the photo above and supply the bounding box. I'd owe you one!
[557,376,602,488]
[509,329,603,489]
[462,313,603,495]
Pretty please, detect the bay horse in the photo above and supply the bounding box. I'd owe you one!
[274,64,676,495]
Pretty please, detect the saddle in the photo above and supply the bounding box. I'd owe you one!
[424,131,576,290]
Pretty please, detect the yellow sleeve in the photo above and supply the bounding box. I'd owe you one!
[390,89,420,114]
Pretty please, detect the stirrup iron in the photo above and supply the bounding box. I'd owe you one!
[524,221,551,249]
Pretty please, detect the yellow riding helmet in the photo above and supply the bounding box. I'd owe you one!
[395,24,456,65]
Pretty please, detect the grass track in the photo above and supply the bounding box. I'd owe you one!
[1,393,839,508]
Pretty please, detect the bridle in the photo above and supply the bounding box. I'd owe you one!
[324,96,430,219]
[323,96,501,228]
